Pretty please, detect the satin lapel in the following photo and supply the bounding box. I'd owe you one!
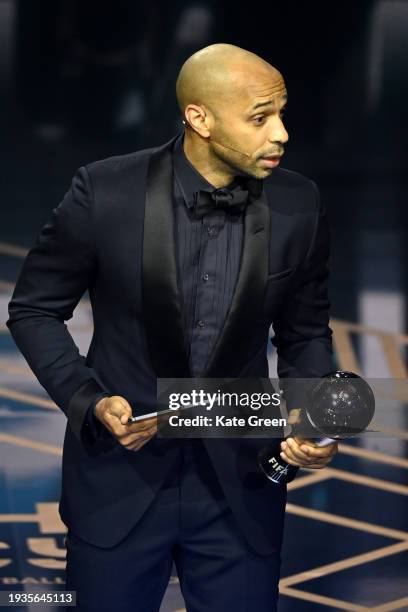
[142,137,191,377]
[205,189,270,377]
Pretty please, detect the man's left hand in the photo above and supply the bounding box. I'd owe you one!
[280,437,338,469]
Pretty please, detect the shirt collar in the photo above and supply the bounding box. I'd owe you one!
[172,131,217,209]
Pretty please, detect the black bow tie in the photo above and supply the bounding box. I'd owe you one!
[192,177,263,219]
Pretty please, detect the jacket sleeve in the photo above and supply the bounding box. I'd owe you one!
[271,180,334,414]
[6,166,110,447]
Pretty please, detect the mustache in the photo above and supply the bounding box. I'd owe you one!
[259,149,284,158]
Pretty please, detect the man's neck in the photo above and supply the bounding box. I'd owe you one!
[182,131,235,188]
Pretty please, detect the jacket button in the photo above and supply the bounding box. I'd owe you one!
[197,320,206,328]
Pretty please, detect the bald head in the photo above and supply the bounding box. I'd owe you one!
[176,43,283,118]
[175,43,288,186]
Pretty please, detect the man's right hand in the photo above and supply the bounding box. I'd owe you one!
[93,396,157,451]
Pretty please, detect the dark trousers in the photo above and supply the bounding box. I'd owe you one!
[64,440,282,611]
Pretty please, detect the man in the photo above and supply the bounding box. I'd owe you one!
[7,44,338,611]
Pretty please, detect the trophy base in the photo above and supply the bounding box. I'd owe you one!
[258,445,299,484]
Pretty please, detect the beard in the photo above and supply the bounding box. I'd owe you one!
[209,137,257,178]
[208,127,275,180]
[211,141,272,180]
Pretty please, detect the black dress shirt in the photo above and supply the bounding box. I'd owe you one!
[172,131,245,375]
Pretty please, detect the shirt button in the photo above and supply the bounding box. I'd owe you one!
[197,320,206,328]
[202,273,209,281]
[207,227,215,236]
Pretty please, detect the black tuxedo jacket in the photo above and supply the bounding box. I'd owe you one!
[7,134,333,556]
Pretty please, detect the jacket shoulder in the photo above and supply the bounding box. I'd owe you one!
[84,146,157,179]
[263,166,318,214]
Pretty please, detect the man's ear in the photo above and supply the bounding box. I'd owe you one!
[184,104,210,138]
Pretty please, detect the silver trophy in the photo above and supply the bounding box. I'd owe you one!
[258,371,375,484]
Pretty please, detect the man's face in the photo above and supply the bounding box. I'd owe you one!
[207,67,289,180]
